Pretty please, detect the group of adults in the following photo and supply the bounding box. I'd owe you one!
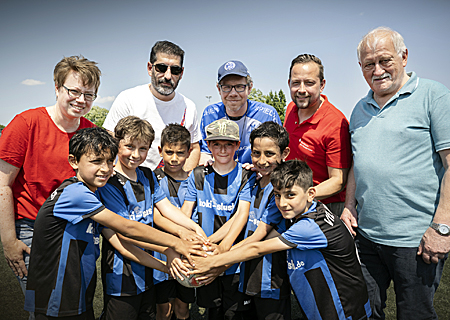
[0,26,449,320]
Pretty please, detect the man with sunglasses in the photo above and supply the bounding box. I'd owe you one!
[104,41,201,171]
[199,60,281,165]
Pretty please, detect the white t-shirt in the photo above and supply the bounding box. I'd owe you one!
[104,84,201,169]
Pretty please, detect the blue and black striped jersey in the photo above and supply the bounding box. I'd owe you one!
[279,201,371,320]
[98,167,165,296]
[185,164,255,275]
[239,181,290,300]
[24,177,105,317]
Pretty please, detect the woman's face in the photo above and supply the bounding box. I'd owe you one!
[55,71,95,120]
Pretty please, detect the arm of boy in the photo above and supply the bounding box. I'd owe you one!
[192,231,290,276]
[181,200,196,219]
[153,207,205,243]
[102,229,167,273]
[92,208,207,266]
[217,200,251,252]
[231,220,274,251]
[156,198,207,240]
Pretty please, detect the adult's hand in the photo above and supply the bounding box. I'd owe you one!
[340,206,358,236]
[3,238,30,278]
[417,228,450,264]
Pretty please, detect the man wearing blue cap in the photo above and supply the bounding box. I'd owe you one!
[199,61,281,165]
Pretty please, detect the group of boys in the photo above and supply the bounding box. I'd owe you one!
[23,112,371,320]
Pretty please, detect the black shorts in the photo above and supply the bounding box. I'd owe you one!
[154,279,196,304]
[35,310,95,320]
[196,274,251,312]
[249,296,291,320]
[101,288,156,320]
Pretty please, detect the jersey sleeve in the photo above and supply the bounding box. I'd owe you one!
[238,170,256,203]
[280,219,328,250]
[199,109,212,155]
[184,172,198,202]
[97,183,129,217]
[261,193,283,226]
[103,92,132,132]
[54,183,105,224]
[151,171,166,203]
[0,113,30,168]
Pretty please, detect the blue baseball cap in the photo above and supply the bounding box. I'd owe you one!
[217,60,249,83]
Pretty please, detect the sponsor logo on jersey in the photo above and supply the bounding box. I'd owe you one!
[199,199,235,212]
[288,258,305,270]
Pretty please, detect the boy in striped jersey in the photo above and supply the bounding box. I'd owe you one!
[153,124,196,320]
[181,119,256,320]
[191,160,372,320]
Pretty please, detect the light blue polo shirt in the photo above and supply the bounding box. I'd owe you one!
[350,72,450,247]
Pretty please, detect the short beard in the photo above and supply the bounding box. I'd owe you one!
[151,70,179,96]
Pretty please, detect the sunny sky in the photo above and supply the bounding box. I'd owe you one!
[1,0,449,126]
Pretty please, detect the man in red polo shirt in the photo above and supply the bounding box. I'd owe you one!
[284,54,351,216]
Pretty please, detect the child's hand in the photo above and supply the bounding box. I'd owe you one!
[175,238,207,266]
[189,254,215,275]
[194,266,225,286]
[202,159,214,167]
[241,162,262,180]
[168,254,191,280]
[177,227,207,244]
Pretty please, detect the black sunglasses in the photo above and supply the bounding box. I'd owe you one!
[154,63,183,75]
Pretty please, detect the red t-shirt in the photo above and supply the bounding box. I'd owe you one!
[0,107,95,220]
[284,95,352,204]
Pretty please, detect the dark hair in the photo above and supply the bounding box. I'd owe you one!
[289,54,324,82]
[54,55,101,93]
[69,127,118,162]
[270,160,313,192]
[250,121,289,153]
[160,123,191,150]
[150,41,185,66]
[114,116,155,147]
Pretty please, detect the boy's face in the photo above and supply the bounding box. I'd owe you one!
[273,185,315,220]
[69,151,114,192]
[158,142,190,175]
[207,140,240,165]
[117,135,150,171]
[251,137,290,178]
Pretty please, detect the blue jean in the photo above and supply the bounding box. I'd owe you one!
[355,232,446,320]
[14,218,35,320]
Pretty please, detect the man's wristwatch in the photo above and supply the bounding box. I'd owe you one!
[430,222,450,236]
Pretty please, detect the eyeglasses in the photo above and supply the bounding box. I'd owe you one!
[154,63,183,75]
[62,85,97,101]
[219,84,247,93]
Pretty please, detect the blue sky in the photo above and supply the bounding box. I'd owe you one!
[1,0,449,126]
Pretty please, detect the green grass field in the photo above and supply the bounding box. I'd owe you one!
[1,243,448,320]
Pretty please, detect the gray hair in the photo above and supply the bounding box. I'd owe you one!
[357,27,407,63]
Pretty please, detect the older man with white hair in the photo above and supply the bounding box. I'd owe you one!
[341,27,450,319]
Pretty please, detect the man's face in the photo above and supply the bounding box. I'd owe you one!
[217,75,252,116]
[288,62,325,111]
[359,36,408,100]
[148,52,184,97]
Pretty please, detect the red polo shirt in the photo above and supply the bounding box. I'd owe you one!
[284,95,351,204]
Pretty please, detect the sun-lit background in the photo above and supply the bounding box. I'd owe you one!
[1,0,449,126]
